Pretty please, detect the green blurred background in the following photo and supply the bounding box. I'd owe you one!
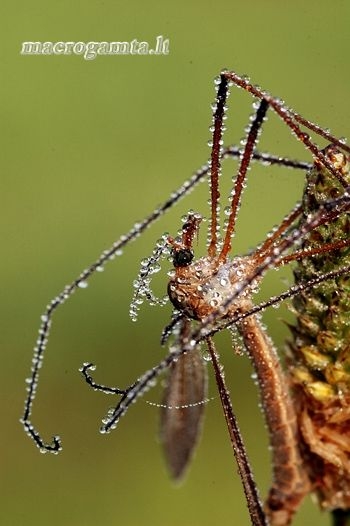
[1,1,350,525]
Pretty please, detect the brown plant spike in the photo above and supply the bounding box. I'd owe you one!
[22,70,350,526]
[288,147,350,521]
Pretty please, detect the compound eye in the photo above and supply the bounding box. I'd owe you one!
[172,248,194,268]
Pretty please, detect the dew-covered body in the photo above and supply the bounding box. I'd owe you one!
[22,71,350,526]
[166,213,310,526]
[168,254,258,320]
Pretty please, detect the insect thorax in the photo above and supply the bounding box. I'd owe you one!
[167,255,259,321]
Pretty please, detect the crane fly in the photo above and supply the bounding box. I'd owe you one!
[22,70,350,526]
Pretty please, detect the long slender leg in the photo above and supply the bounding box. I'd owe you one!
[255,204,302,260]
[278,238,350,266]
[208,74,229,257]
[219,99,269,262]
[206,337,268,526]
[83,260,350,436]
[22,145,313,453]
[223,71,350,187]
[21,158,218,451]
[86,188,350,434]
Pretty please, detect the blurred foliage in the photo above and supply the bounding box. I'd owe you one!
[1,1,350,525]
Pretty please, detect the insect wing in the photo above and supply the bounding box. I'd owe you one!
[160,347,207,480]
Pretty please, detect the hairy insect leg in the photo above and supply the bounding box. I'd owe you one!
[80,363,132,395]
[219,98,269,261]
[20,150,223,452]
[79,188,350,521]
[206,336,268,526]
[192,192,350,525]
[222,71,350,187]
[22,139,310,453]
[208,74,228,257]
